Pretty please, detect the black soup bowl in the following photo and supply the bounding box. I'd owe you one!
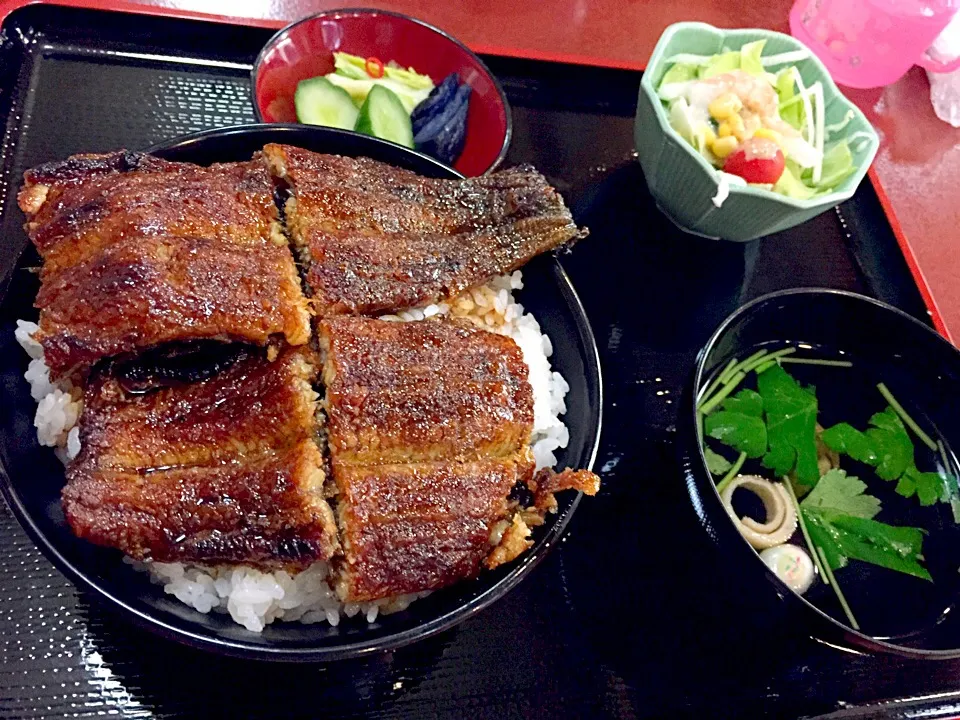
[679,288,960,658]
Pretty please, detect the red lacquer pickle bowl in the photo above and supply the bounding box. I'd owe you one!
[252,8,512,176]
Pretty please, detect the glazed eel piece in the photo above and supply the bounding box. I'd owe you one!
[17,150,310,379]
[265,143,588,317]
[318,316,599,603]
[62,346,338,567]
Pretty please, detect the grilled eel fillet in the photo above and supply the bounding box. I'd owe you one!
[264,144,588,317]
[319,316,599,603]
[18,151,310,379]
[62,346,338,567]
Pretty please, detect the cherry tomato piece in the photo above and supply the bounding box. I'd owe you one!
[723,137,785,184]
[365,57,385,79]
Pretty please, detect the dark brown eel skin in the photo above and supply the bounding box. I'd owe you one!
[265,143,588,317]
[18,151,309,379]
[62,346,338,567]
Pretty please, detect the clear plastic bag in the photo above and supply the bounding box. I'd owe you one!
[928,10,960,127]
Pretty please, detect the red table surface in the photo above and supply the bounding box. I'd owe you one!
[2,0,953,339]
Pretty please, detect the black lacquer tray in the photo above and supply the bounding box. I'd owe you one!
[0,3,956,718]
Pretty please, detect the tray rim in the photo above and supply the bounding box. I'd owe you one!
[0,0,947,709]
[0,0,945,345]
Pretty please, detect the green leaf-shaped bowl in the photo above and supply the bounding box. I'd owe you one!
[636,22,879,242]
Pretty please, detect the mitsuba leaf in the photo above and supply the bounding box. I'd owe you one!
[801,469,881,519]
[757,365,819,485]
[820,423,878,465]
[705,411,767,459]
[903,467,941,507]
[823,407,948,511]
[704,446,733,476]
[866,408,913,481]
[803,508,931,581]
[722,389,763,418]
[895,474,916,499]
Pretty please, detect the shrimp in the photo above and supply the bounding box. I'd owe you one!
[703,70,801,139]
[702,70,778,115]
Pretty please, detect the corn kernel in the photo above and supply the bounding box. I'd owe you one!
[702,126,717,145]
[727,113,746,140]
[711,136,739,160]
[753,127,783,146]
[708,93,743,121]
[718,122,733,138]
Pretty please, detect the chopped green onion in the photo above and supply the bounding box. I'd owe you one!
[698,371,745,416]
[816,546,860,631]
[777,357,853,368]
[715,452,747,494]
[877,383,938,452]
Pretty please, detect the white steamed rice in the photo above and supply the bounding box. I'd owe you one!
[15,319,83,463]
[15,271,570,632]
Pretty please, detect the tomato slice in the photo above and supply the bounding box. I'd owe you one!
[723,137,785,185]
[365,57,385,79]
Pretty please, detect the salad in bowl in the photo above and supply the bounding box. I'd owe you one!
[658,40,867,201]
[635,23,879,242]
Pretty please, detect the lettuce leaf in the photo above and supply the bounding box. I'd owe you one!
[699,51,741,79]
[661,62,699,86]
[816,140,856,190]
[773,161,816,199]
[739,40,767,75]
[670,41,763,80]
[776,69,805,132]
[668,97,712,154]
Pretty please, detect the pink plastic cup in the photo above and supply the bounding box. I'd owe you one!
[790,0,960,88]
